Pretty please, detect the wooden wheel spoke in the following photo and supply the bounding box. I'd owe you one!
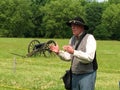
[28,40,40,55]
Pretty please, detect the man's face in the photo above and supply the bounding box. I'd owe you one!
[71,24,84,37]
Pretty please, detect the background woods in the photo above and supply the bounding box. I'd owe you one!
[0,0,120,40]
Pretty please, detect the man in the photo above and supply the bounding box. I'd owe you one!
[50,17,98,90]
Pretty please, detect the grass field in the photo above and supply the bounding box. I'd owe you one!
[0,38,120,90]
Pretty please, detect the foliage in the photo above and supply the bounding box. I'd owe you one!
[40,0,85,38]
[93,23,110,40]
[108,0,120,4]
[101,4,120,40]
[85,2,105,34]
[0,0,35,37]
[0,0,120,40]
[30,0,51,37]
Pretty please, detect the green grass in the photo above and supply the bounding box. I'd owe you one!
[0,38,120,90]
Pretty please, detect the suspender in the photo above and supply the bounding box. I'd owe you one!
[71,31,87,63]
[75,32,87,50]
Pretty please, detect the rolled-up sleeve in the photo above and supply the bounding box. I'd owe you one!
[58,50,72,61]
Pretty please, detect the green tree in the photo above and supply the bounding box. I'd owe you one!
[0,0,34,37]
[40,0,85,38]
[108,0,120,4]
[85,2,105,34]
[93,23,111,39]
[101,4,120,40]
[30,0,50,37]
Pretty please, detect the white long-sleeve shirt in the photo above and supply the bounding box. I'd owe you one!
[58,34,96,64]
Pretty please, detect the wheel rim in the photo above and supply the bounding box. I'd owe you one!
[43,40,56,57]
[45,40,56,50]
[28,40,40,55]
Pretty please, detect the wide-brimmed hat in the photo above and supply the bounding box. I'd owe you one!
[66,17,89,30]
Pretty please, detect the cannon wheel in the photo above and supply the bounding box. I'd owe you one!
[27,40,40,57]
[43,40,56,57]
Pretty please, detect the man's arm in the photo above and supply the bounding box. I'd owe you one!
[58,50,72,61]
[49,44,72,61]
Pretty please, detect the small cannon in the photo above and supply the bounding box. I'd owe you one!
[26,39,56,57]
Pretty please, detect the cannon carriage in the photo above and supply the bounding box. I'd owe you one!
[27,39,56,57]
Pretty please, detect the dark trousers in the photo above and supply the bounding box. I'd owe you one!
[72,71,97,90]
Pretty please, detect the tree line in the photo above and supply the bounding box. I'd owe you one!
[0,0,120,40]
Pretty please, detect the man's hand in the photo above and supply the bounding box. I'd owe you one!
[49,44,59,54]
[63,45,74,54]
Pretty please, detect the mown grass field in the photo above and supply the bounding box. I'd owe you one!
[0,38,120,90]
